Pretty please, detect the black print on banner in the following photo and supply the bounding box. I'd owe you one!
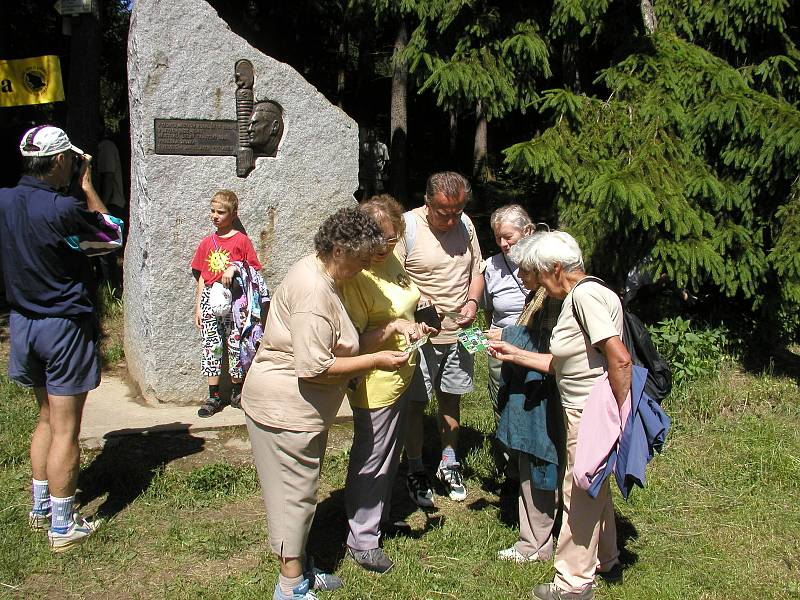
[1,79,13,93]
[23,68,47,93]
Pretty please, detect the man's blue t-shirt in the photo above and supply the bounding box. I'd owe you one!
[0,176,123,317]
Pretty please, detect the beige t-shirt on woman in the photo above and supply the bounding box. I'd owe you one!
[549,279,623,410]
[242,254,360,432]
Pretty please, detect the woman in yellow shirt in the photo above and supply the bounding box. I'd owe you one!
[338,195,433,574]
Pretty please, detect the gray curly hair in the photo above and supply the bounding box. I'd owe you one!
[314,207,384,257]
[489,204,533,234]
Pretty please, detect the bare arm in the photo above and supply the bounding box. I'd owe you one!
[79,154,111,214]
[487,340,554,374]
[456,275,486,326]
[596,336,632,408]
[194,275,205,329]
[359,319,433,353]
[303,350,409,380]
[359,322,399,353]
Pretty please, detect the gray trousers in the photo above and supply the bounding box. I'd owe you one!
[515,452,557,560]
[345,388,410,550]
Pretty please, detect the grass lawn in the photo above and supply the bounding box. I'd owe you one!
[1,351,799,599]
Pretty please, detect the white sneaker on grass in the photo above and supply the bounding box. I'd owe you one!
[437,461,467,501]
[272,579,319,600]
[303,555,343,591]
[497,545,543,563]
[28,509,51,531]
[48,515,102,553]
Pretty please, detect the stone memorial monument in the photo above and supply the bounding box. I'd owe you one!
[125,0,358,404]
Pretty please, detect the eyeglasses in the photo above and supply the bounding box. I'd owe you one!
[429,207,463,220]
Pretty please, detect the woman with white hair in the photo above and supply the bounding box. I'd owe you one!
[483,205,534,473]
[484,204,535,388]
[489,230,631,600]
[491,230,563,566]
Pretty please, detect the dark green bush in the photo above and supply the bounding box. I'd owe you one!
[649,316,731,384]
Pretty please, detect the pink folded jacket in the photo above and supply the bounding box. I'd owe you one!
[573,373,631,492]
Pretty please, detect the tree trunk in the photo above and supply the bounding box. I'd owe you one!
[66,9,102,156]
[337,33,347,108]
[449,110,458,159]
[390,18,408,203]
[473,100,491,182]
[562,23,581,93]
[641,0,657,35]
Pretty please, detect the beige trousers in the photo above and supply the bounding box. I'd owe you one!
[553,406,619,593]
[246,415,329,558]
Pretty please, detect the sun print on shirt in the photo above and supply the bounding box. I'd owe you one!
[206,247,231,274]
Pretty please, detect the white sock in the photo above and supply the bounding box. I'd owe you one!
[279,573,304,597]
[32,479,50,514]
[50,495,75,533]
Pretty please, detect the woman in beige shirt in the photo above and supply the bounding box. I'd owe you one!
[488,230,631,600]
[241,207,409,600]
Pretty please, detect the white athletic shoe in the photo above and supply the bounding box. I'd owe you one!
[437,461,467,501]
[48,514,102,553]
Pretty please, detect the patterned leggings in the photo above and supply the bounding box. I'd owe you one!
[200,285,242,379]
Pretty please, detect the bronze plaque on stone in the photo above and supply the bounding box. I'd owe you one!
[154,119,237,156]
[152,60,284,177]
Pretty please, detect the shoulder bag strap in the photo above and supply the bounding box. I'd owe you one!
[501,253,527,297]
[570,276,608,340]
[402,212,416,259]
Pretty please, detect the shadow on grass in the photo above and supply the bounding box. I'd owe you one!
[76,425,205,518]
[740,345,800,384]
[615,511,640,571]
[306,411,469,571]
[308,484,447,573]
[295,405,641,578]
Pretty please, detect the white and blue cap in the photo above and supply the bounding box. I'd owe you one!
[19,125,84,157]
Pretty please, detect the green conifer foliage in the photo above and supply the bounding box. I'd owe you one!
[400,2,550,120]
[505,1,800,338]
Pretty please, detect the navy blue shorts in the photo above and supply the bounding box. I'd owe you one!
[8,311,101,396]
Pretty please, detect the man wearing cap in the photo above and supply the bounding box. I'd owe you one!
[0,125,123,552]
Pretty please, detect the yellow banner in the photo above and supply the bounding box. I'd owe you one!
[0,55,65,108]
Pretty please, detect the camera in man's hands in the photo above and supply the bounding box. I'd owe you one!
[71,152,85,181]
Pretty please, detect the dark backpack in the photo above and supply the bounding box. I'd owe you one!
[572,277,672,403]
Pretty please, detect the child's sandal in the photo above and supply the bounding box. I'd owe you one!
[197,397,222,418]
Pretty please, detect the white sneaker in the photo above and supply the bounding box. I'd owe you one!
[28,509,51,531]
[48,515,102,553]
[437,461,467,501]
[272,579,319,600]
[497,546,542,563]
